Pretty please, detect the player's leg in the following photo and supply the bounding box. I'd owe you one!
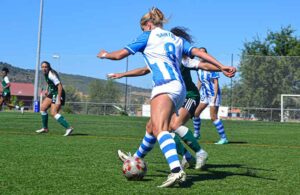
[170,100,208,170]
[0,94,14,110]
[151,94,185,187]
[171,132,195,169]
[4,95,16,110]
[133,119,157,158]
[50,95,73,136]
[173,125,208,169]
[36,97,52,133]
[211,106,228,144]
[118,119,156,161]
[170,106,197,165]
[118,119,193,167]
[193,102,208,139]
[0,96,4,110]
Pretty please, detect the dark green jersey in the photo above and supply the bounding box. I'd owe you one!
[180,64,199,100]
[45,71,63,95]
[1,76,10,94]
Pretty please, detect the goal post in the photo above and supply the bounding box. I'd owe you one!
[281,94,300,122]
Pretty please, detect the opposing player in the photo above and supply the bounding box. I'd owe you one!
[97,8,234,187]
[193,47,229,144]
[35,61,73,136]
[0,67,15,110]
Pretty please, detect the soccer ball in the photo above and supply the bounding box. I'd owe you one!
[122,157,147,180]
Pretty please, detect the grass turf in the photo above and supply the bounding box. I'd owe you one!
[0,112,299,194]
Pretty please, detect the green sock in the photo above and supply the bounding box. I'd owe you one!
[55,114,70,129]
[173,134,187,156]
[41,112,48,129]
[175,126,201,153]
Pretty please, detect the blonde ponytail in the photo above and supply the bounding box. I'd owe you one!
[140,7,167,28]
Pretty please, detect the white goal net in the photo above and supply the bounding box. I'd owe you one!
[281,94,300,122]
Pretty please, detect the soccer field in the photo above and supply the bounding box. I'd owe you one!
[0,112,299,194]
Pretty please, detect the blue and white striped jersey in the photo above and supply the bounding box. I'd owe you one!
[197,70,221,97]
[125,27,194,87]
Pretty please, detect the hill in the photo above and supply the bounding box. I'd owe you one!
[0,62,151,97]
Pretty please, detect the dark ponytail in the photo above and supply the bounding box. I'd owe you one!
[2,67,9,73]
[41,61,60,79]
[170,26,194,44]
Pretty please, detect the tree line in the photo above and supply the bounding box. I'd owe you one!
[222,26,300,110]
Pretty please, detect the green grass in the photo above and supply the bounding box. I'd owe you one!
[0,112,300,194]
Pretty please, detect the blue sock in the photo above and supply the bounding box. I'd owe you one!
[157,131,182,173]
[134,131,156,158]
[213,119,227,139]
[193,117,201,135]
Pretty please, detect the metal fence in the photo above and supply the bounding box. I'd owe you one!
[227,107,281,121]
[3,100,300,122]
[62,102,143,116]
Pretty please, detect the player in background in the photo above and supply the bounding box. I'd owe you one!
[0,67,16,110]
[97,8,234,187]
[193,47,229,144]
[35,61,73,136]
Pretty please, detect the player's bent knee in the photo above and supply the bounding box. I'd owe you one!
[50,111,58,117]
[211,118,218,122]
[152,129,161,137]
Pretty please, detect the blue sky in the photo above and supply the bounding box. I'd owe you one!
[1,0,300,89]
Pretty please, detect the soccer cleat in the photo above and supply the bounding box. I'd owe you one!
[36,128,48,134]
[117,150,131,162]
[215,138,229,145]
[63,127,73,136]
[158,170,186,188]
[181,156,196,169]
[195,151,208,170]
[193,133,200,140]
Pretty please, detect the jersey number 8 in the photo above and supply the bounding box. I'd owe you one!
[164,43,176,63]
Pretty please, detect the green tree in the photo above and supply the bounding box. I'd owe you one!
[88,79,121,115]
[89,79,121,103]
[63,86,82,113]
[232,26,300,109]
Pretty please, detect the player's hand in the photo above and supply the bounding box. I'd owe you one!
[97,50,108,59]
[221,66,236,78]
[107,73,123,79]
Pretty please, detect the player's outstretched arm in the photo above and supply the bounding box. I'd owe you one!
[97,49,130,60]
[107,66,150,79]
[199,62,236,78]
[190,48,236,78]
[185,57,236,78]
[191,48,226,70]
[198,62,220,71]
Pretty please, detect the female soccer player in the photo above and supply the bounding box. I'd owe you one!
[112,27,235,171]
[97,8,233,187]
[0,67,15,110]
[193,47,229,144]
[35,61,73,136]
[111,58,234,168]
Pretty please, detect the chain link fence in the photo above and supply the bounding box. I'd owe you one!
[3,100,299,122]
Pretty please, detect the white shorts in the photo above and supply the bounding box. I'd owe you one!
[151,80,186,114]
[200,94,221,107]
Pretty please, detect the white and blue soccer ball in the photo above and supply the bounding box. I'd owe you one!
[122,157,147,180]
